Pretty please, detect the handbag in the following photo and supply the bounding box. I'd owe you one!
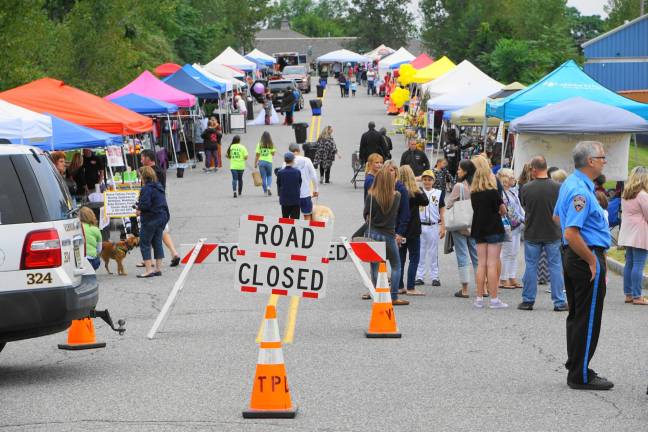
[445,183,473,232]
[503,190,523,229]
[352,194,373,242]
[251,170,262,187]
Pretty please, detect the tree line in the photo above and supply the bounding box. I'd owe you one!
[0,0,643,95]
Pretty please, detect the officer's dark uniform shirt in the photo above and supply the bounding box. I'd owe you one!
[554,169,611,249]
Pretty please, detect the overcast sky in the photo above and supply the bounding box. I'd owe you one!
[567,0,608,16]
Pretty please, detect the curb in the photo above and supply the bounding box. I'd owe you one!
[606,257,648,290]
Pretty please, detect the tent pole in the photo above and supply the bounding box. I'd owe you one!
[430,109,435,149]
[166,114,179,167]
[501,126,508,168]
[634,133,638,166]
[176,112,192,170]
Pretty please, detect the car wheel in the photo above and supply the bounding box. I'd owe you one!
[0,342,5,354]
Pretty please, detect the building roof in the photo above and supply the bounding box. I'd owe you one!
[582,13,648,48]
[256,28,309,39]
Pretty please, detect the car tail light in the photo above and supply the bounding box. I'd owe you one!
[21,229,62,270]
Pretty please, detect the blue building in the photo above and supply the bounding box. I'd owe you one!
[582,14,648,92]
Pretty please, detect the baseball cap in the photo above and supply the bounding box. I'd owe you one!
[421,169,435,179]
[284,152,295,161]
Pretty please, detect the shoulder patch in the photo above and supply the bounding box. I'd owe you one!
[573,195,586,212]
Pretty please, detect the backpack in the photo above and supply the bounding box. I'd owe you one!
[607,196,621,228]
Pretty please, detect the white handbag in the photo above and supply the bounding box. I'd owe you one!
[445,183,473,232]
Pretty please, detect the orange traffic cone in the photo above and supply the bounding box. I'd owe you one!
[58,318,106,350]
[366,262,401,338]
[243,305,297,419]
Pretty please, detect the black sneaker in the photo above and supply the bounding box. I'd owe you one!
[414,279,424,286]
[233,192,237,198]
[554,304,568,312]
[431,280,441,287]
[568,376,614,391]
[517,302,534,311]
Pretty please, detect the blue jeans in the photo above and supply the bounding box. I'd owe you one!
[140,220,165,261]
[231,169,243,193]
[451,231,477,284]
[258,160,273,192]
[522,240,566,306]
[366,230,401,300]
[398,236,420,289]
[623,246,647,298]
[87,256,101,270]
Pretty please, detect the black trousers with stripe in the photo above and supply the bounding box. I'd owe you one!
[563,247,607,384]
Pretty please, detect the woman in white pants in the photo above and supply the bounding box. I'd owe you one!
[497,169,524,289]
[415,170,446,287]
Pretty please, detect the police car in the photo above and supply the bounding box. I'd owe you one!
[0,145,98,355]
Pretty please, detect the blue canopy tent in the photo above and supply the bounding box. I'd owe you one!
[246,57,269,70]
[34,114,123,151]
[487,60,648,121]
[110,93,178,115]
[163,67,221,99]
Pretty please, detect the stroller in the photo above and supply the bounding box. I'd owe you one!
[350,150,365,189]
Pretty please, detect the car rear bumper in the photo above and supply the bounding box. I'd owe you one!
[0,274,99,342]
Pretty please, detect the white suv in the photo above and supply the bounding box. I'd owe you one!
[0,145,99,354]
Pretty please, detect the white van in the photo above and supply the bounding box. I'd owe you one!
[0,145,99,354]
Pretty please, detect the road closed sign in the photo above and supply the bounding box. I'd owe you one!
[235,250,329,298]
[236,214,333,299]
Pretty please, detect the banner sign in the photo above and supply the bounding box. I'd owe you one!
[106,146,124,168]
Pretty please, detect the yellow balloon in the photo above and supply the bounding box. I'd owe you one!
[390,87,410,108]
[398,64,416,85]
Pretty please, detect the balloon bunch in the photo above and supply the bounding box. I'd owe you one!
[390,86,410,108]
[397,64,416,86]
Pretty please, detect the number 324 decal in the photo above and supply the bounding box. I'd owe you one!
[27,273,53,285]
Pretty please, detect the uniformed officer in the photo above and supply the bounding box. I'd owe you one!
[554,141,612,390]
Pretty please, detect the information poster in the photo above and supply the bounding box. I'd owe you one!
[104,190,139,218]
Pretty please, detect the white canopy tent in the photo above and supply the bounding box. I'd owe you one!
[195,63,245,89]
[427,82,503,112]
[191,64,234,92]
[422,60,502,99]
[509,97,648,180]
[206,46,257,73]
[245,48,276,66]
[316,49,371,64]
[364,44,395,60]
[0,99,52,145]
[378,47,415,77]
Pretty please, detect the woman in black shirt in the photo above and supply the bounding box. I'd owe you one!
[470,155,508,309]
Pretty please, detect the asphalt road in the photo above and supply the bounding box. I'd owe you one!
[1,81,647,432]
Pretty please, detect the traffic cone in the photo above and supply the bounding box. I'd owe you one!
[243,305,297,419]
[58,318,106,350]
[365,262,401,338]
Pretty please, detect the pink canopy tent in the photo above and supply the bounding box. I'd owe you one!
[411,54,434,69]
[105,70,196,107]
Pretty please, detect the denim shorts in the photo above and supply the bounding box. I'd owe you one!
[300,197,313,215]
[474,233,506,244]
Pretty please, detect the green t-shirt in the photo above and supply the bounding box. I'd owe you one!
[228,143,248,170]
[255,143,276,163]
[83,222,102,258]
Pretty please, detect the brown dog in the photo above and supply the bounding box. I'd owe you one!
[100,236,140,276]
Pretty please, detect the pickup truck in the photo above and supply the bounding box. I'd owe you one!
[281,65,311,93]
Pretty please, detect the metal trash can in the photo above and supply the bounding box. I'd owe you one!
[292,123,309,144]
[309,99,322,116]
[246,98,254,120]
[316,85,324,97]
[302,141,318,162]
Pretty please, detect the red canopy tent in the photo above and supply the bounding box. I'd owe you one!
[411,54,434,70]
[155,63,181,77]
[0,78,152,135]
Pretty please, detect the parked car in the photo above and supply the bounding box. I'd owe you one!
[0,145,99,355]
[268,80,304,112]
[281,65,311,93]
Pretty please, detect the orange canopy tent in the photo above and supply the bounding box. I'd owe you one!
[154,63,181,77]
[0,78,152,135]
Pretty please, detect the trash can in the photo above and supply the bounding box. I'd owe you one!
[302,141,318,162]
[309,99,322,116]
[316,85,324,98]
[292,123,309,144]
[246,98,254,120]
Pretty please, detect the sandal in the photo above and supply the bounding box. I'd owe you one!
[632,297,648,305]
[137,273,156,278]
[406,289,426,296]
[454,290,469,298]
[499,285,517,289]
[398,288,407,294]
[361,293,372,300]
[136,262,145,268]
[625,295,633,303]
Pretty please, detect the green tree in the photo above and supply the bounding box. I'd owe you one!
[566,6,605,50]
[347,0,413,51]
[605,0,642,29]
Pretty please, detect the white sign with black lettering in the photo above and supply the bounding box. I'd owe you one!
[235,250,329,299]
[104,190,139,218]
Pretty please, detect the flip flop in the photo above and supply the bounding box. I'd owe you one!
[454,290,469,298]
[153,271,162,277]
[361,293,372,300]
[136,263,145,268]
[137,273,156,278]
[500,285,517,289]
